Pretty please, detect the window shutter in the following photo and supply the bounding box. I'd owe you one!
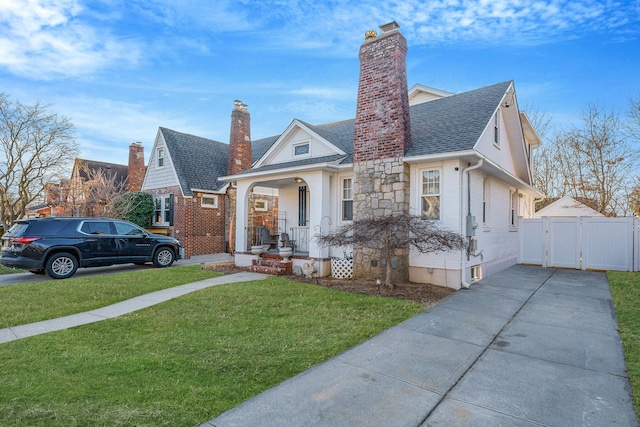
[169,194,174,226]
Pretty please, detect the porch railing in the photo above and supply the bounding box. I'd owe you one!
[289,226,310,253]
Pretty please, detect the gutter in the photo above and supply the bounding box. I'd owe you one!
[460,159,483,289]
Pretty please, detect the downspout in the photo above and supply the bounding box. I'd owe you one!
[460,159,483,289]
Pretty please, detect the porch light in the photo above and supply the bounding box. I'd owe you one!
[295,177,303,183]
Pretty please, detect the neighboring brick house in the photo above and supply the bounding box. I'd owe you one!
[32,142,146,218]
[222,22,544,289]
[141,102,276,258]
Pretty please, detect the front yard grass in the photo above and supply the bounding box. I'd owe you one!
[0,264,23,274]
[0,275,424,426]
[0,265,222,328]
[608,271,640,414]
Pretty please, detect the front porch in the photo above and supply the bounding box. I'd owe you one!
[233,171,335,278]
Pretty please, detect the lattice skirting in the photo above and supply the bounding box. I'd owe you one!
[331,258,353,279]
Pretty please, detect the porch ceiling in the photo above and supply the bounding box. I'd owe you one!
[251,176,303,188]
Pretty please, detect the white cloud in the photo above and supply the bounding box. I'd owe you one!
[0,0,141,79]
[226,0,639,50]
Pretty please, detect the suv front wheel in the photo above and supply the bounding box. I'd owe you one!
[153,247,175,268]
[46,252,79,279]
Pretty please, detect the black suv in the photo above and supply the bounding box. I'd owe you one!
[1,217,182,279]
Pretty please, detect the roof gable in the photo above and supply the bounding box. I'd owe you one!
[408,84,454,105]
[158,127,229,196]
[535,196,604,217]
[254,119,348,169]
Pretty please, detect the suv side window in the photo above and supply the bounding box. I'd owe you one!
[81,221,115,235]
[114,221,145,236]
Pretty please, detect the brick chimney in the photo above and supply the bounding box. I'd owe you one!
[352,21,411,282]
[227,100,252,175]
[354,21,411,162]
[127,142,146,192]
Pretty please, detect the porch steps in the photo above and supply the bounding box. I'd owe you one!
[245,255,292,276]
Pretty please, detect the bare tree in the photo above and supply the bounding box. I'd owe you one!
[64,163,128,217]
[0,93,77,227]
[318,213,465,289]
[626,92,640,142]
[533,103,639,216]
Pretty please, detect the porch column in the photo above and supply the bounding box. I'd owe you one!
[234,181,252,252]
[306,171,331,259]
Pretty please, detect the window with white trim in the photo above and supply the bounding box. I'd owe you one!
[482,178,488,224]
[293,143,309,156]
[510,190,518,228]
[494,112,500,146]
[154,194,172,226]
[342,178,353,221]
[254,199,267,211]
[157,147,165,168]
[201,194,218,208]
[421,169,440,220]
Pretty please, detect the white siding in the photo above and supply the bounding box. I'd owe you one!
[409,160,464,284]
[142,133,180,191]
[474,108,517,177]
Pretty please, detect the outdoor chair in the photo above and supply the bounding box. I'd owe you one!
[257,225,278,249]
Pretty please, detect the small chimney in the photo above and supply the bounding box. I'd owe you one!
[353,21,411,162]
[127,142,146,191]
[227,100,252,176]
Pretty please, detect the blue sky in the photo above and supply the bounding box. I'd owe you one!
[1,0,639,166]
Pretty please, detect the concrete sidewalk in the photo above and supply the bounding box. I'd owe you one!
[0,270,268,344]
[204,265,638,426]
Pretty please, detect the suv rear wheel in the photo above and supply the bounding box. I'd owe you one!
[153,247,175,268]
[46,252,78,279]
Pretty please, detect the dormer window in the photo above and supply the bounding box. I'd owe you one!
[293,143,309,156]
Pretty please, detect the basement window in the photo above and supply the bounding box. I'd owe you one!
[471,265,481,282]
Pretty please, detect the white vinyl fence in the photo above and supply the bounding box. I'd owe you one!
[519,217,639,271]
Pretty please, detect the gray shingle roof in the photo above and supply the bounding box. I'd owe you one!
[160,127,229,196]
[252,135,279,162]
[74,159,128,184]
[246,81,511,169]
[161,81,510,186]
[406,81,511,157]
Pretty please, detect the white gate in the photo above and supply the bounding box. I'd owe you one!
[519,217,638,271]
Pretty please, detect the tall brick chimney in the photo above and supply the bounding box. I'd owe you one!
[227,100,252,175]
[354,21,411,162]
[127,142,146,192]
[226,100,252,253]
[352,21,411,282]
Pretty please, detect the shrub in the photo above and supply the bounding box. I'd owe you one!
[113,192,154,228]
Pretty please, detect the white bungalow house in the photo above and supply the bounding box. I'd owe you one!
[221,23,543,289]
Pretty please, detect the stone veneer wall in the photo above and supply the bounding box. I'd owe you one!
[352,158,410,282]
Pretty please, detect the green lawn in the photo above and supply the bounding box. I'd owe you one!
[0,272,424,426]
[0,265,222,328]
[0,264,23,274]
[608,271,640,414]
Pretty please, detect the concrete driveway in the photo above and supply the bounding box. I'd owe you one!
[205,265,638,426]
